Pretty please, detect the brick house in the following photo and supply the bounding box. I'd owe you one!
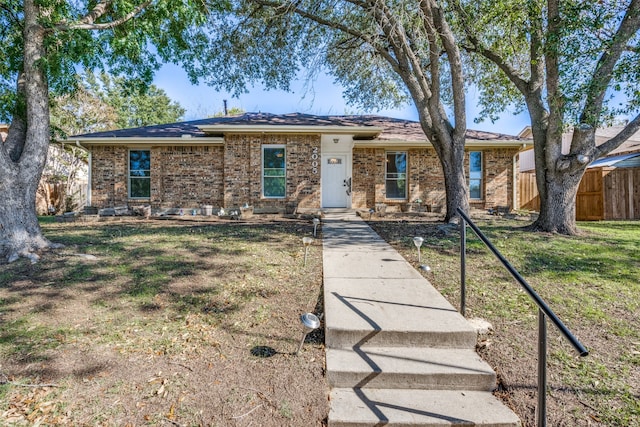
[69,113,530,214]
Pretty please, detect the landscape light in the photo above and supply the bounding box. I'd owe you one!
[302,237,314,266]
[296,313,320,355]
[413,236,424,263]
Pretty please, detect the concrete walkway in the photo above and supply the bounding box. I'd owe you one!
[321,211,520,427]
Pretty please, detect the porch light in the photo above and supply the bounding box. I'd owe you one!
[302,236,314,266]
[413,236,424,263]
[296,312,320,355]
[333,138,339,144]
[313,218,320,237]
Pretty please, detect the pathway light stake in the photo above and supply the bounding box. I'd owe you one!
[296,313,320,355]
[302,237,314,266]
[313,218,320,237]
[413,237,424,263]
[369,208,374,220]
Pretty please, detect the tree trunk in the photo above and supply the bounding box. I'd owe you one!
[532,168,584,234]
[0,0,60,263]
[440,150,469,223]
[0,172,52,263]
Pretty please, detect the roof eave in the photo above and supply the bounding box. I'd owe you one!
[64,137,225,147]
[354,139,532,149]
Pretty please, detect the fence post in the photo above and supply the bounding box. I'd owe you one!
[537,309,547,427]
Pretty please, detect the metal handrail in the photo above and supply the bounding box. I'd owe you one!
[456,207,588,427]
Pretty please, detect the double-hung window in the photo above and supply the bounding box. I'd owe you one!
[469,151,483,200]
[129,150,151,198]
[385,151,407,199]
[262,145,286,198]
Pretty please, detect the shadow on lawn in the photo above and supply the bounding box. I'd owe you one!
[0,220,315,369]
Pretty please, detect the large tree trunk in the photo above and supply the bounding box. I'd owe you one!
[0,171,52,263]
[533,168,584,234]
[439,141,469,223]
[0,0,60,263]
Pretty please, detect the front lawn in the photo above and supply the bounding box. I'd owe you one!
[0,217,327,426]
[369,217,640,427]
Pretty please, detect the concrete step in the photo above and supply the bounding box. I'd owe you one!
[324,278,477,349]
[329,388,521,427]
[326,347,496,391]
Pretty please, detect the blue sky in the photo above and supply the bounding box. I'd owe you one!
[153,63,531,136]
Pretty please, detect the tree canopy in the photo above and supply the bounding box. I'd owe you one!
[0,0,215,262]
[199,0,471,221]
[452,0,640,233]
[52,71,185,138]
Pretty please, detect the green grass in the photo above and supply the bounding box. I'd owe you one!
[371,219,640,426]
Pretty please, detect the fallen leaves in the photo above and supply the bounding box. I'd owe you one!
[1,387,69,425]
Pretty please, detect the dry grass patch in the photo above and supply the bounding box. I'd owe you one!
[0,217,327,426]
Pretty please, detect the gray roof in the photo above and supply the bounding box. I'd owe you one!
[71,112,523,142]
[590,152,640,168]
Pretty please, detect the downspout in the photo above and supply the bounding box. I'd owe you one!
[512,144,528,210]
[77,140,91,207]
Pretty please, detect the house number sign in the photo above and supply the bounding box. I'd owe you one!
[311,147,319,174]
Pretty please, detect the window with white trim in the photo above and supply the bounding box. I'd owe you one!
[262,145,286,198]
[129,150,150,198]
[385,151,407,199]
[469,151,483,199]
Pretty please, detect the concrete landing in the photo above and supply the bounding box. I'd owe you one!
[321,211,520,427]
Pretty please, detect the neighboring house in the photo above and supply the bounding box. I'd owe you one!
[519,126,640,219]
[68,112,531,215]
[518,125,640,171]
[1,123,88,214]
[36,143,89,214]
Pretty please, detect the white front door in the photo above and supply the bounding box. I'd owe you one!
[322,155,349,208]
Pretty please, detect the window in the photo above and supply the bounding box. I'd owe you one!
[385,151,407,199]
[262,145,286,198]
[129,150,150,198]
[469,151,483,199]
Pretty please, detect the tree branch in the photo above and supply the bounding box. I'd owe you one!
[54,0,153,32]
[424,0,465,141]
[594,113,640,157]
[580,0,640,125]
[2,72,27,163]
[253,0,402,72]
[451,0,529,95]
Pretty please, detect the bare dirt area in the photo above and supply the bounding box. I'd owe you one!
[0,216,328,426]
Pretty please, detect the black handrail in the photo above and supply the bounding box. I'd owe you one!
[457,208,588,356]
[457,207,588,427]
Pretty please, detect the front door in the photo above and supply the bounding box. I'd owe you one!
[322,155,349,208]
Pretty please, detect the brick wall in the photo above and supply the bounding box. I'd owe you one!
[352,147,518,212]
[152,146,224,209]
[89,138,517,213]
[91,146,128,207]
[220,133,321,210]
[90,136,322,211]
[478,148,519,209]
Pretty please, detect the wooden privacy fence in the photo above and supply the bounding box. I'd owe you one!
[519,167,640,220]
[519,171,540,212]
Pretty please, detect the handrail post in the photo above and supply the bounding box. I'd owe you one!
[537,308,547,427]
[460,216,466,317]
